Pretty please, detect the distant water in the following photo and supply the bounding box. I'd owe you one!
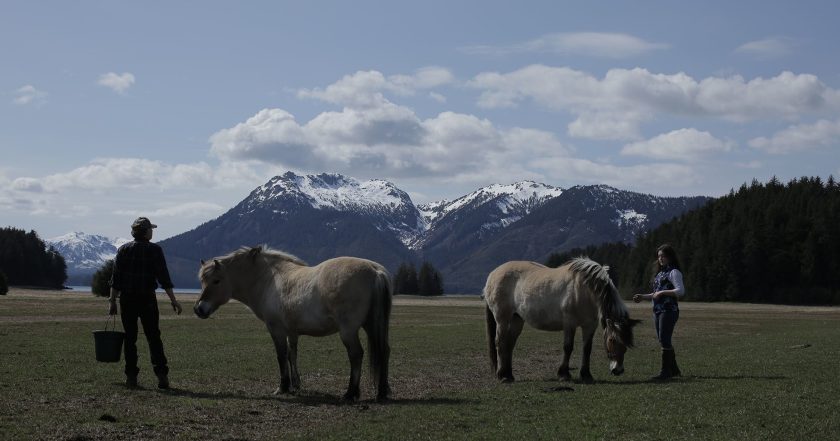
[66,286,202,295]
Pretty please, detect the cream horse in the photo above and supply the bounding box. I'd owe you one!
[484,257,640,383]
[194,246,392,402]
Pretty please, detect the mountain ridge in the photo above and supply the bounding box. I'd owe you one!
[54,172,711,290]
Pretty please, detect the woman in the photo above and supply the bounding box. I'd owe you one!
[633,244,684,380]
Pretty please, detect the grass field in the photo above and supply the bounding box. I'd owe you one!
[1,288,839,440]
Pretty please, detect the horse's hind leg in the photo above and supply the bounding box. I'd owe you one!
[497,314,524,383]
[287,334,301,393]
[558,326,576,381]
[339,329,364,402]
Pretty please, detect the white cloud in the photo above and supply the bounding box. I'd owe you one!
[735,37,798,58]
[532,156,700,191]
[748,118,840,154]
[114,201,224,218]
[461,32,669,58]
[13,85,47,105]
[429,92,447,103]
[622,128,734,160]
[10,177,44,192]
[98,72,136,94]
[10,158,220,193]
[469,66,840,140]
[210,101,574,181]
[297,67,453,108]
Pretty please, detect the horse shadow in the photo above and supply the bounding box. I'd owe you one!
[158,387,474,407]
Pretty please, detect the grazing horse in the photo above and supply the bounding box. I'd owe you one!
[194,246,392,402]
[484,257,640,383]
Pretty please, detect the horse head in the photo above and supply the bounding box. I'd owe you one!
[195,258,234,319]
[604,317,642,376]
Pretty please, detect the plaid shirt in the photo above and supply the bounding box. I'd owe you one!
[110,240,174,292]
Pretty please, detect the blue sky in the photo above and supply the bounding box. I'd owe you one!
[2,0,839,240]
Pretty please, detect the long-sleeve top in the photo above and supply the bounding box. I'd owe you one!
[110,240,174,294]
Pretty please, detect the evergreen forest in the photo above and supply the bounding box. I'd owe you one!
[0,227,68,289]
[547,177,840,305]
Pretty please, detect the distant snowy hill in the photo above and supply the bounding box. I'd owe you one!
[47,232,130,284]
[159,172,421,287]
[435,184,710,292]
[415,181,563,249]
[157,172,710,290]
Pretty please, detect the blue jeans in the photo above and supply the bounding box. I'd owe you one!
[654,309,679,350]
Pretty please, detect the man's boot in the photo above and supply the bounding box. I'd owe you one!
[126,375,138,389]
[157,373,170,389]
[651,349,673,380]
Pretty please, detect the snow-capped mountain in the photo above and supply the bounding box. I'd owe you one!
[415,181,563,249]
[158,172,423,288]
[241,172,425,246]
[47,232,130,283]
[436,184,710,292]
[421,181,564,227]
[157,171,709,290]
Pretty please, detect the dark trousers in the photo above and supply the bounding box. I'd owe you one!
[120,293,168,377]
[654,309,679,350]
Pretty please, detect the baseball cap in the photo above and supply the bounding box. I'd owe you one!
[131,217,158,230]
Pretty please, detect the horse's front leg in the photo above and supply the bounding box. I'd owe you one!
[339,328,364,402]
[558,326,576,381]
[579,325,596,384]
[267,326,292,395]
[287,334,301,393]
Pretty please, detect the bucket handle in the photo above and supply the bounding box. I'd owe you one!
[104,314,119,332]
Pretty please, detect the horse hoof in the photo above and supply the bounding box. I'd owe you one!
[580,376,595,384]
[341,393,359,403]
[499,376,515,384]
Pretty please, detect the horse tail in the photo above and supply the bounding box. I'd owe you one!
[485,300,498,375]
[366,268,392,400]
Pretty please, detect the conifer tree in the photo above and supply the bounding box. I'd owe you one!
[418,261,443,296]
[545,176,840,305]
[91,260,115,297]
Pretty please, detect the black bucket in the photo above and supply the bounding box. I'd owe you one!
[94,317,125,363]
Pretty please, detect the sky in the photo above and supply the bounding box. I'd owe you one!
[2,0,840,240]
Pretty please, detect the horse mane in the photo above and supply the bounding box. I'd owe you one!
[566,257,628,325]
[199,246,307,280]
[566,257,637,348]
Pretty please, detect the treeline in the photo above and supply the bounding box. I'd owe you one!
[393,261,444,296]
[0,227,67,289]
[547,177,840,305]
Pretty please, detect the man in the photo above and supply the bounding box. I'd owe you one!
[109,217,182,389]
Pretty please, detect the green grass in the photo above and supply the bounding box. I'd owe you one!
[1,291,839,440]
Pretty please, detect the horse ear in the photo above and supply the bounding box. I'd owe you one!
[248,247,261,259]
[214,259,221,268]
[200,259,205,265]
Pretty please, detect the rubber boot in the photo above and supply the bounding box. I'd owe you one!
[651,349,673,380]
[671,349,681,377]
